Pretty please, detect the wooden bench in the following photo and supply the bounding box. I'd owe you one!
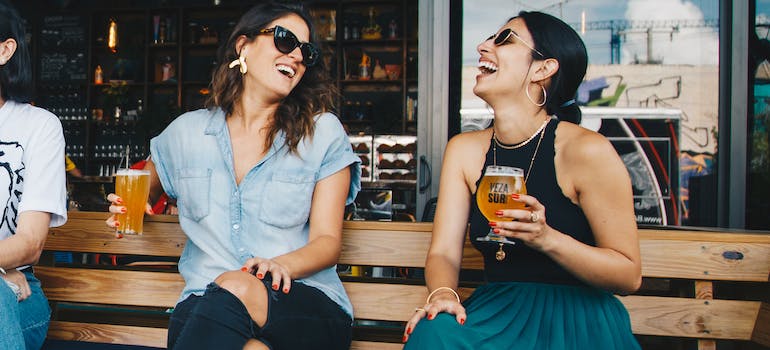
[38,212,770,349]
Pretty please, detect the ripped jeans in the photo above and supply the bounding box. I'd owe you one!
[0,268,51,350]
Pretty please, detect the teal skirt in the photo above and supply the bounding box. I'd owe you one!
[404,282,640,350]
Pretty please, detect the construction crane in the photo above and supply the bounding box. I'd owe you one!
[573,18,719,64]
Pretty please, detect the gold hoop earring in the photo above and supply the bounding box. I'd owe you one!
[228,51,248,74]
[525,83,547,107]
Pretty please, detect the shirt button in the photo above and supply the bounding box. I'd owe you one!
[232,224,240,230]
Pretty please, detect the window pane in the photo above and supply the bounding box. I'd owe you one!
[461,1,720,227]
[750,0,770,229]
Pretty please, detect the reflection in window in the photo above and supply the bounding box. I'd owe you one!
[750,1,770,229]
[460,0,720,227]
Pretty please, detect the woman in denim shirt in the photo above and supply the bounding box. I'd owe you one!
[107,3,360,349]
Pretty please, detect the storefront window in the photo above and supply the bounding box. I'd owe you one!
[461,0,720,227]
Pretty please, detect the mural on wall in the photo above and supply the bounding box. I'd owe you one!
[581,63,718,226]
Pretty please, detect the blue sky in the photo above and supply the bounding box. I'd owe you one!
[463,0,721,66]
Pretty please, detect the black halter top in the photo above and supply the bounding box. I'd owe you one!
[469,118,595,286]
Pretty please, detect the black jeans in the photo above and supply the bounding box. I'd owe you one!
[168,277,352,350]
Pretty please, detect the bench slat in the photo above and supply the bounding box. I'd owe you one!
[620,295,761,340]
[640,239,770,282]
[47,321,167,348]
[350,341,404,350]
[48,321,405,349]
[36,267,183,308]
[46,218,186,257]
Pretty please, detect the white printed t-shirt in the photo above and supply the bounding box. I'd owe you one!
[0,100,67,242]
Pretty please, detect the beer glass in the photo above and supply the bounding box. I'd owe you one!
[476,165,526,245]
[114,169,151,235]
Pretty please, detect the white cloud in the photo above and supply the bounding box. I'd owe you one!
[622,0,718,65]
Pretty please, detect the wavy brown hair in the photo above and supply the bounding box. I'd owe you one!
[207,2,337,154]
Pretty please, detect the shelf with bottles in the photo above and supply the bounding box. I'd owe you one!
[149,11,180,47]
[182,7,238,47]
[341,46,402,82]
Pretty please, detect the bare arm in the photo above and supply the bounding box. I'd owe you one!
[273,166,351,278]
[142,158,165,205]
[547,131,641,293]
[243,166,352,292]
[0,211,52,269]
[425,136,477,295]
[404,133,486,339]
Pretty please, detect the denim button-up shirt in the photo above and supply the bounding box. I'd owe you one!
[151,108,361,316]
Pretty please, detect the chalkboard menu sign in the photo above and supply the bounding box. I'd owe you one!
[40,52,87,82]
[41,15,86,48]
[39,15,87,82]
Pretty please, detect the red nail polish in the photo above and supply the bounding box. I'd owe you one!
[488,222,496,227]
[240,267,247,272]
[511,193,520,199]
[120,208,127,213]
[460,318,465,325]
[272,284,278,290]
[407,327,412,335]
[402,335,407,343]
[495,210,503,216]
[116,233,123,239]
[428,314,434,320]
[116,198,123,204]
[114,221,121,227]
[257,273,263,279]
[283,288,289,293]
[493,228,500,234]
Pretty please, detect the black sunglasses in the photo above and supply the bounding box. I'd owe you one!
[487,28,544,58]
[258,25,319,67]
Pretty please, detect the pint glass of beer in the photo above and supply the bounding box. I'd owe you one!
[114,169,151,235]
[476,165,526,244]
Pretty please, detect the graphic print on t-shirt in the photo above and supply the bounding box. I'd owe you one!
[0,140,24,236]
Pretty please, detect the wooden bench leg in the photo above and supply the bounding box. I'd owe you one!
[695,281,716,350]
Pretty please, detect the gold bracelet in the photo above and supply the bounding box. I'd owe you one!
[426,286,460,304]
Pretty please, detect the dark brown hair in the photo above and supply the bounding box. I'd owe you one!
[207,2,337,154]
[515,11,587,124]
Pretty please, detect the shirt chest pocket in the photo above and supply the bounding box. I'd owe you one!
[260,172,315,228]
[175,168,212,221]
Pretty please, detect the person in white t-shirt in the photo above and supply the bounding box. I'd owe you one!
[0,1,68,349]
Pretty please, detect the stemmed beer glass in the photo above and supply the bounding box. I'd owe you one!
[476,165,526,260]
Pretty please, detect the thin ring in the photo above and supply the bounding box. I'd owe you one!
[530,212,539,223]
[415,307,426,313]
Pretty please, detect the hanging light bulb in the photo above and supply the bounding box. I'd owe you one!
[108,18,118,53]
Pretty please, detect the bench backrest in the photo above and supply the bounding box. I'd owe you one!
[38,212,770,349]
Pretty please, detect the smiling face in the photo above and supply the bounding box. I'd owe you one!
[473,18,541,105]
[237,13,311,103]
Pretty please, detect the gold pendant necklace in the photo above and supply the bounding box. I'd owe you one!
[492,118,550,183]
[490,117,550,262]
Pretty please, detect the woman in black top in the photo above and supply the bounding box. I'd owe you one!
[403,11,641,349]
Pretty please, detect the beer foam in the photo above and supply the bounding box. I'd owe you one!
[115,168,151,176]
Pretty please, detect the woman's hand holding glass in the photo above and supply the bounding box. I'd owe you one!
[489,193,552,251]
[105,193,154,238]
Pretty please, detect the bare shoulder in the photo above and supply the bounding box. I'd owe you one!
[556,122,619,165]
[445,129,491,158]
